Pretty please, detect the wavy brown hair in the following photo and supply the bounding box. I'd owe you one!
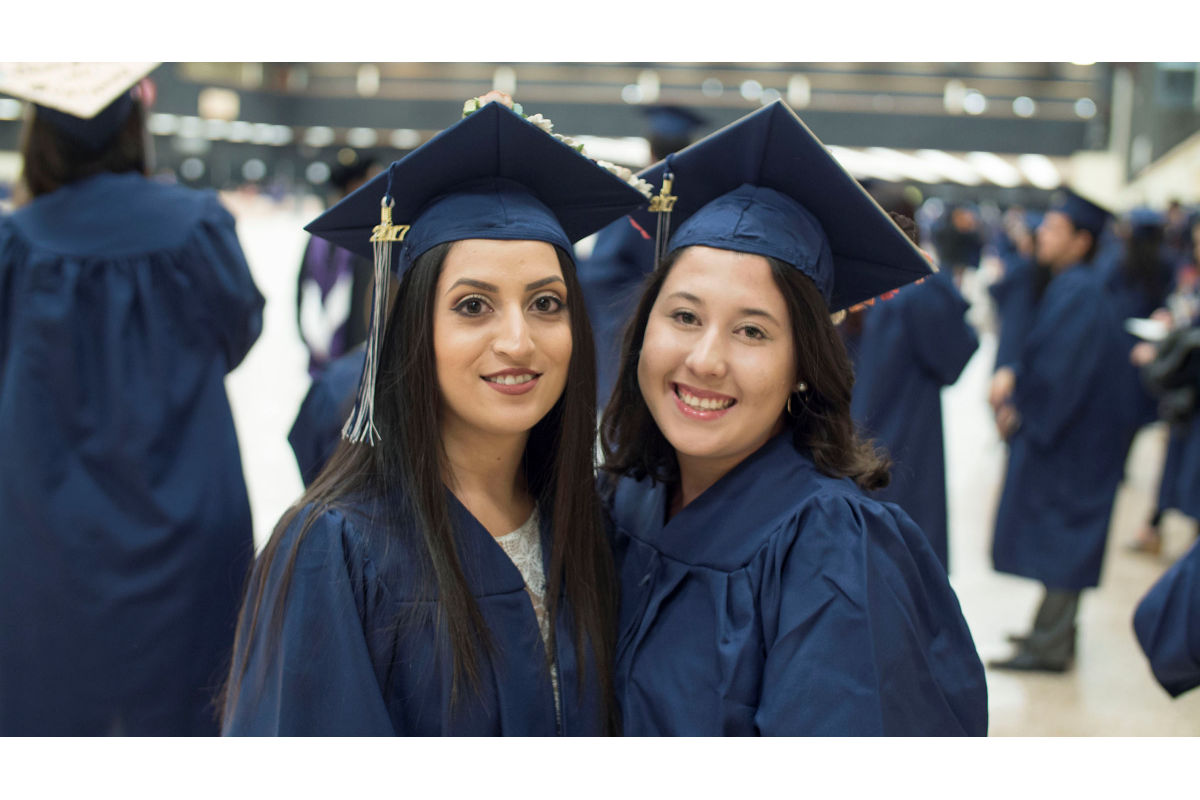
[600,247,890,492]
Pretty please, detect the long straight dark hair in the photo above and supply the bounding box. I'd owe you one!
[600,247,890,492]
[222,240,619,731]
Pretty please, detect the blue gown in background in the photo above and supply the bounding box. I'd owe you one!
[222,492,603,735]
[0,172,264,735]
[607,433,988,736]
[578,216,655,406]
[988,255,1037,372]
[1134,538,1200,697]
[287,345,365,486]
[1098,255,1175,432]
[991,264,1140,590]
[846,270,979,570]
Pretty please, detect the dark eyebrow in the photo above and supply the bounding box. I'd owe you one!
[448,278,499,293]
[739,307,781,325]
[665,291,703,305]
[525,276,565,291]
[447,276,565,294]
[667,291,779,325]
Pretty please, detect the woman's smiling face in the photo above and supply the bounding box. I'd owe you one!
[434,238,572,442]
[637,245,797,473]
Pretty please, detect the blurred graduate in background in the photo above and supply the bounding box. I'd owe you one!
[988,190,1142,673]
[0,63,264,735]
[579,105,706,407]
[843,193,978,571]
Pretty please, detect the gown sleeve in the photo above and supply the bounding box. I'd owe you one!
[222,507,396,735]
[902,273,979,386]
[989,258,1034,372]
[186,195,265,372]
[1011,277,1110,449]
[1133,539,1200,698]
[755,495,988,735]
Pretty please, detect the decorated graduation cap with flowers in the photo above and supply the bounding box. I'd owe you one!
[631,100,934,314]
[305,92,653,444]
[0,61,158,152]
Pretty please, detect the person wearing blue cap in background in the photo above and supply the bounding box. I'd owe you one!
[221,92,651,735]
[599,101,987,735]
[843,204,979,572]
[579,105,706,407]
[988,189,1143,673]
[0,63,264,735]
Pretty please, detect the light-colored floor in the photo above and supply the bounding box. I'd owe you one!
[224,197,1200,736]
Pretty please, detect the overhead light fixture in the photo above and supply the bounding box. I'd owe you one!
[1012,96,1036,118]
[390,128,421,149]
[787,75,810,108]
[965,152,1022,187]
[357,64,380,97]
[1016,154,1061,190]
[1074,98,1097,119]
[915,150,985,186]
[346,127,378,148]
[304,126,336,148]
[963,91,988,115]
[866,147,944,184]
[493,66,516,95]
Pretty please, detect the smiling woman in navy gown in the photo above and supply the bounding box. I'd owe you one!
[220,93,650,735]
[598,102,987,736]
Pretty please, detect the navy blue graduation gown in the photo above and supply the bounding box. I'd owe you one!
[222,492,603,735]
[608,433,988,736]
[578,216,655,405]
[1099,257,1175,431]
[0,172,263,735]
[1133,539,1200,697]
[287,345,365,486]
[991,265,1139,590]
[847,270,978,569]
[988,256,1037,371]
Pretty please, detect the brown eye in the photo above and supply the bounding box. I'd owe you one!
[672,310,699,325]
[454,296,491,316]
[531,294,564,313]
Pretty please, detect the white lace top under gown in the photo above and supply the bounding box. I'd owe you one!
[494,508,560,725]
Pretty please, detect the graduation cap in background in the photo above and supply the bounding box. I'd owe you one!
[305,96,652,444]
[1126,205,1166,232]
[1048,187,1112,239]
[632,100,933,313]
[641,105,707,139]
[0,62,158,152]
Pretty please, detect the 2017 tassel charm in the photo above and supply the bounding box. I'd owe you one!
[649,168,677,269]
[341,196,409,445]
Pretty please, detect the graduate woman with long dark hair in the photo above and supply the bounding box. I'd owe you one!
[600,102,988,735]
[221,93,650,735]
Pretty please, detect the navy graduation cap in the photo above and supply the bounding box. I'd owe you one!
[305,95,652,444]
[1049,187,1112,239]
[632,100,933,313]
[0,62,158,152]
[641,105,707,139]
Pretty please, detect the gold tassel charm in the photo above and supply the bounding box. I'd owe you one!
[649,171,677,269]
[342,196,408,445]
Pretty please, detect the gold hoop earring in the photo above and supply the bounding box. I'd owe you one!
[786,394,794,416]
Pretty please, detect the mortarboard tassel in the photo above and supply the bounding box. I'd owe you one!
[649,158,678,268]
[341,194,409,445]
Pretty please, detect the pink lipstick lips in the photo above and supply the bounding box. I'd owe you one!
[483,368,541,395]
[672,382,737,420]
